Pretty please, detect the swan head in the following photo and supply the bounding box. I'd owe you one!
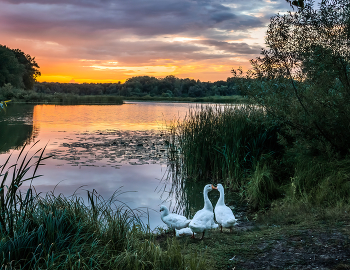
[217,183,224,192]
[203,184,215,193]
[159,205,168,212]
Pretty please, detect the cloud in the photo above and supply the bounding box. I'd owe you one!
[0,0,292,82]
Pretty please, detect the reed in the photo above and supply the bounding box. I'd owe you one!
[167,105,281,189]
[166,105,350,211]
[0,145,204,269]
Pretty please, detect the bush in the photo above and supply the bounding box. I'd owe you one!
[233,0,350,157]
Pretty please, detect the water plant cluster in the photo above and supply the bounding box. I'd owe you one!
[166,105,283,210]
[0,145,204,269]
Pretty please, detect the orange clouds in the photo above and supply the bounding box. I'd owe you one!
[0,0,290,83]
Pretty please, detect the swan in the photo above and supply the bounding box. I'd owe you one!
[214,183,237,232]
[175,227,196,237]
[189,184,218,239]
[160,205,191,236]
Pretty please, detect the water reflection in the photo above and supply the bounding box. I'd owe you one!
[0,102,228,230]
[159,165,220,219]
[0,104,37,153]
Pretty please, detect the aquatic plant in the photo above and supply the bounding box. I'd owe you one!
[167,105,281,186]
[0,145,205,269]
[165,105,284,210]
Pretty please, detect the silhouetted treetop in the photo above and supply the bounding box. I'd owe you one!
[0,45,40,89]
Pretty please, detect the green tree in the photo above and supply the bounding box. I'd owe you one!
[0,45,40,90]
[11,49,41,90]
[233,0,350,156]
[0,46,25,88]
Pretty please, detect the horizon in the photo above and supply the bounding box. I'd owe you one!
[0,0,293,84]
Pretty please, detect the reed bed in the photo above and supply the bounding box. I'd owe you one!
[0,145,204,270]
[167,105,280,185]
[166,105,350,211]
[166,105,283,209]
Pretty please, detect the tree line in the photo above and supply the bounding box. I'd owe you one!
[34,76,239,97]
[0,44,239,98]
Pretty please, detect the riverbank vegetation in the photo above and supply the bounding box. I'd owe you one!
[167,0,350,211]
[0,146,205,269]
[1,44,242,104]
[0,81,243,105]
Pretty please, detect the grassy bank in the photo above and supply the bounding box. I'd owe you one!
[157,202,350,269]
[0,84,124,105]
[124,95,247,104]
[0,146,204,269]
[0,83,247,105]
[6,92,123,105]
[166,105,350,210]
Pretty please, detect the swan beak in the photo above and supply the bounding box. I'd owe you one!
[211,185,217,189]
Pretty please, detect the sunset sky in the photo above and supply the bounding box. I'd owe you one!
[0,0,292,83]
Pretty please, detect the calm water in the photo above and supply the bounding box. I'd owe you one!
[0,101,215,230]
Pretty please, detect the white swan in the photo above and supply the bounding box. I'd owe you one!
[160,205,191,235]
[214,183,237,232]
[189,184,218,239]
[175,227,196,237]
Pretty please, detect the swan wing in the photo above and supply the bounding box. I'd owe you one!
[215,205,235,224]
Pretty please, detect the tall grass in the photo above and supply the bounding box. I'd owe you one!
[167,105,350,211]
[287,157,350,206]
[166,105,283,209]
[0,145,204,269]
[167,105,281,186]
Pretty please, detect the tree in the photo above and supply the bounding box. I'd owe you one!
[0,46,25,88]
[11,49,41,90]
[233,0,350,155]
[0,45,40,89]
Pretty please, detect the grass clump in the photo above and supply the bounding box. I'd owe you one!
[0,145,205,269]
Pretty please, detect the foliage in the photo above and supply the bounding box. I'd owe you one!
[12,48,41,90]
[0,46,25,88]
[0,45,40,89]
[34,76,240,99]
[0,145,205,269]
[166,105,285,209]
[0,84,123,105]
[232,0,350,156]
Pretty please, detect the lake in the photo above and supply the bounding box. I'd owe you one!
[0,101,219,230]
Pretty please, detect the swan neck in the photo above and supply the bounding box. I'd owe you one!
[203,190,213,211]
[217,188,225,206]
[161,208,169,217]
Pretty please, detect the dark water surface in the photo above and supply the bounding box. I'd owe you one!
[0,102,213,230]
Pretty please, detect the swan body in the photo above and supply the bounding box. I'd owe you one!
[160,205,191,235]
[214,184,237,232]
[175,227,196,237]
[189,184,218,239]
